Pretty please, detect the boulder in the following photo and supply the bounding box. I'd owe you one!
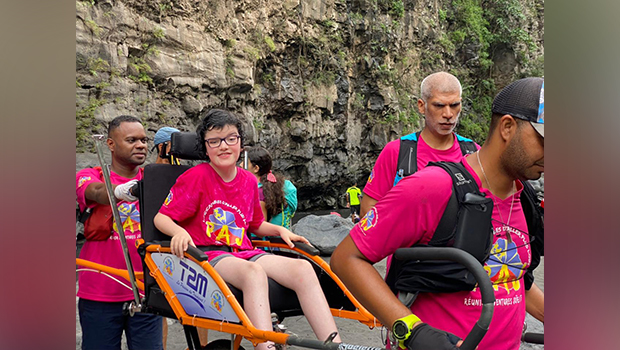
[292,214,354,255]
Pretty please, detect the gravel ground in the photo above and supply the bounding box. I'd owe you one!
[75,252,544,350]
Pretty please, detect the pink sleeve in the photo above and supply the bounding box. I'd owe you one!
[248,184,265,232]
[158,168,200,222]
[76,168,101,212]
[350,166,453,263]
[258,187,265,202]
[363,139,400,200]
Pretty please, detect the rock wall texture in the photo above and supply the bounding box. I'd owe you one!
[76,0,544,210]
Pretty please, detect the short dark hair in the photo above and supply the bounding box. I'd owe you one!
[108,115,142,137]
[196,109,245,155]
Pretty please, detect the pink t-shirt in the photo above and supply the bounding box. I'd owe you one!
[364,133,480,201]
[159,163,265,261]
[350,158,530,350]
[76,167,144,302]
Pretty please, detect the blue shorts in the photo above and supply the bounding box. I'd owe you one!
[78,298,163,350]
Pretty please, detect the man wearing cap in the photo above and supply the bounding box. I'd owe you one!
[331,77,544,350]
[153,126,181,165]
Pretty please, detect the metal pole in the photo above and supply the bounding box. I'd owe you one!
[92,135,142,311]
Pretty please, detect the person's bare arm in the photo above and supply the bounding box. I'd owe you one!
[252,221,311,248]
[331,235,415,327]
[154,212,195,257]
[84,182,115,205]
[525,282,544,323]
[331,236,465,349]
[360,194,378,218]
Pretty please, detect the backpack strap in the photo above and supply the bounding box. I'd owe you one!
[427,161,485,246]
[394,131,421,186]
[394,133,477,187]
[520,180,544,289]
[456,134,478,156]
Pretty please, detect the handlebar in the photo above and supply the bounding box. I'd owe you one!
[266,237,320,256]
[393,247,495,350]
[522,332,544,344]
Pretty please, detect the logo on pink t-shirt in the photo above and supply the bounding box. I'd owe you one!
[78,176,91,188]
[114,202,141,233]
[164,191,173,206]
[359,207,378,232]
[367,170,375,184]
[206,208,245,246]
[486,238,526,292]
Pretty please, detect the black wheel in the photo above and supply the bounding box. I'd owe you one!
[203,339,246,350]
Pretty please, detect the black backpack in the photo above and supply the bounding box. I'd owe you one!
[385,161,545,298]
[393,132,478,186]
[385,161,494,296]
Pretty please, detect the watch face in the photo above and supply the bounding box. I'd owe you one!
[393,321,408,339]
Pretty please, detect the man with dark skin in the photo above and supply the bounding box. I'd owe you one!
[76,115,163,350]
[331,78,544,350]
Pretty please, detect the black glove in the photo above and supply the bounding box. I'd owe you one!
[404,323,461,350]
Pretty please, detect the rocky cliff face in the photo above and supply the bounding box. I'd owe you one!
[76,0,544,210]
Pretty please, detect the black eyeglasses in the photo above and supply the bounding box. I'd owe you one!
[204,135,241,148]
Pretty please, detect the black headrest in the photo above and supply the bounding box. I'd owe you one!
[139,163,192,242]
[169,132,207,160]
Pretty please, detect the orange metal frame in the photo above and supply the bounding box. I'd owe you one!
[251,240,380,328]
[76,258,145,292]
[75,239,381,348]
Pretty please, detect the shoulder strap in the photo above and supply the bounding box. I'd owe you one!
[520,180,544,254]
[427,161,483,246]
[455,134,478,156]
[520,180,544,289]
[520,181,543,232]
[394,131,421,186]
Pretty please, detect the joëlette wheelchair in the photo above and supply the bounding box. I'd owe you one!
[77,132,381,350]
[76,132,500,350]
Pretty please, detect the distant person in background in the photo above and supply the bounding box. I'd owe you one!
[245,146,298,229]
[345,183,362,222]
[153,126,181,165]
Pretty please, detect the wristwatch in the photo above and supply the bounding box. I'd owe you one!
[392,314,422,344]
